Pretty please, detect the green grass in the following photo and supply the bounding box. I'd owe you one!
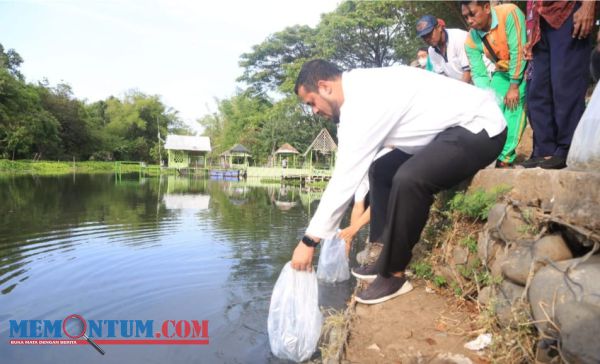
[460,235,478,253]
[448,185,511,221]
[0,159,149,175]
[410,261,434,280]
[433,275,447,287]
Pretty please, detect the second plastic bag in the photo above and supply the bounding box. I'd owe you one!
[268,262,322,362]
[317,235,350,283]
[567,84,600,171]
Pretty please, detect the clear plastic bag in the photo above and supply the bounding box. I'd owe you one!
[567,85,600,171]
[268,262,323,362]
[316,235,350,283]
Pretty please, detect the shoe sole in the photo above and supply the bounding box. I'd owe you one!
[355,281,414,305]
[351,269,377,281]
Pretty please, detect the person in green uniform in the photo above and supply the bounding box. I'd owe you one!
[462,1,527,167]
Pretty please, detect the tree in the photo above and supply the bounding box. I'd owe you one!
[103,91,182,162]
[199,90,272,161]
[238,1,467,95]
[316,1,411,68]
[0,44,24,81]
[36,81,97,160]
[0,69,61,159]
[238,25,319,95]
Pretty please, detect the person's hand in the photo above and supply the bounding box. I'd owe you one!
[523,44,533,61]
[572,2,595,39]
[338,225,358,256]
[291,241,315,271]
[504,84,520,110]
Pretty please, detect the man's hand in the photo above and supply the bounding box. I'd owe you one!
[291,241,315,271]
[572,1,595,39]
[504,84,520,110]
[338,225,358,256]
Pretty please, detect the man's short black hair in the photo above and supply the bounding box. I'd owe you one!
[294,59,342,95]
[460,1,488,8]
[418,46,428,53]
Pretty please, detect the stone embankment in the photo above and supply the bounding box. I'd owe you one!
[468,168,600,363]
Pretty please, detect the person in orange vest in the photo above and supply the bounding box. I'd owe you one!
[462,1,527,168]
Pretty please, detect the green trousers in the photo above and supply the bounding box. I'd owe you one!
[490,72,527,164]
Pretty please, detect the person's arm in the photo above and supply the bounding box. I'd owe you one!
[464,33,492,89]
[339,203,370,255]
[572,0,595,39]
[504,6,527,109]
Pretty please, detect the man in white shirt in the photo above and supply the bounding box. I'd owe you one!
[417,15,472,83]
[291,59,507,305]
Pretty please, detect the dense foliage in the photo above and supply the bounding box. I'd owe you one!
[0,44,191,162]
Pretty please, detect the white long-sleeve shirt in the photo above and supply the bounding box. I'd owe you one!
[428,28,471,80]
[305,65,506,239]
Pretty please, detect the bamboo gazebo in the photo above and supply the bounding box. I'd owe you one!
[303,128,337,169]
[274,143,300,168]
[220,144,251,168]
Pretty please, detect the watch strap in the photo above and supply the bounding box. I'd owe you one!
[302,235,319,247]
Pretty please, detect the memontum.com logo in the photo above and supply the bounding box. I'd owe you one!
[8,314,209,355]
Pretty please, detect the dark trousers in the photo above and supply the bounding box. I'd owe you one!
[527,11,591,158]
[374,127,507,276]
[368,149,412,242]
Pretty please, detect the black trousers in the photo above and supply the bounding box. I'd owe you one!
[373,126,507,276]
[528,8,591,158]
[368,149,412,242]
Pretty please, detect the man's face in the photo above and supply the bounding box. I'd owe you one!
[297,83,340,123]
[421,25,442,47]
[461,2,491,31]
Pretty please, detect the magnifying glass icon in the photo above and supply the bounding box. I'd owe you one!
[62,314,105,355]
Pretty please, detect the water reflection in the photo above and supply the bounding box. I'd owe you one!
[0,174,360,363]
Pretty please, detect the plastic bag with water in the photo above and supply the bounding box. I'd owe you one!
[567,85,600,171]
[316,234,350,283]
[268,262,322,362]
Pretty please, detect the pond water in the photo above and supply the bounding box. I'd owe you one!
[0,174,361,363]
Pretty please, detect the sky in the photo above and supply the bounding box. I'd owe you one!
[0,0,340,133]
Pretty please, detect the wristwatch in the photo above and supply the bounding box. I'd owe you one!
[301,235,319,248]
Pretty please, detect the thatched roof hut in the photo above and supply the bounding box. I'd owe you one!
[303,129,337,169]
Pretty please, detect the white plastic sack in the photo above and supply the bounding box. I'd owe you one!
[316,235,350,283]
[268,262,322,362]
[567,84,600,171]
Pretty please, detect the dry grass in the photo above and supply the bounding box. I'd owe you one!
[319,305,356,362]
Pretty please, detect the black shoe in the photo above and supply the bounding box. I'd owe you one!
[539,156,566,170]
[519,156,548,168]
[355,274,413,304]
[351,263,378,280]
